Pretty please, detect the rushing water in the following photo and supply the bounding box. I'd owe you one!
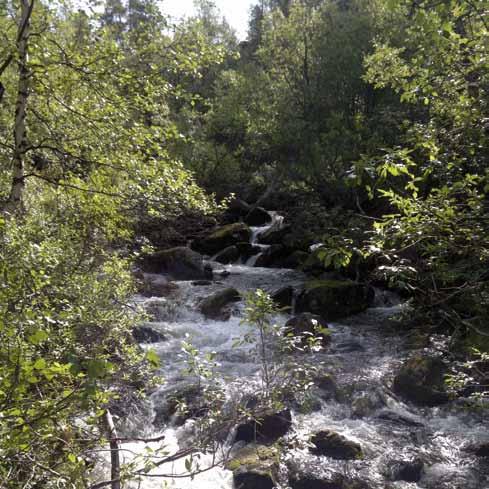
[110,215,489,489]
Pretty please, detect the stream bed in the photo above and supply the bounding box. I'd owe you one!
[113,216,489,489]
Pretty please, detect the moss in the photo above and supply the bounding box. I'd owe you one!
[226,445,279,472]
[305,279,356,291]
[208,222,250,240]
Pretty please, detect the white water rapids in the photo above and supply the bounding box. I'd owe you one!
[98,214,489,489]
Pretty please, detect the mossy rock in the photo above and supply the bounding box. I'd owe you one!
[393,355,449,406]
[192,223,252,255]
[227,445,279,489]
[296,280,374,320]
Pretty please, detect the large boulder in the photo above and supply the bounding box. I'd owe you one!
[199,287,241,320]
[271,286,294,309]
[214,245,240,264]
[393,355,449,406]
[296,280,374,320]
[245,207,272,226]
[309,430,363,460]
[192,223,252,255]
[141,247,212,281]
[226,445,279,489]
[258,223,292,245]
[285,313,331,347]
[235,409,292,443]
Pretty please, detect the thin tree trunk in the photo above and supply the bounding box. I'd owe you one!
[104,410,121,489]
[7,0,34,212]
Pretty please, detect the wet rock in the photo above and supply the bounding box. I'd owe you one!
[227,445,278,489]
[138,274,180,298]
[258,223,292,245]
[236,242,261,261]
[132,325,166,344]
[192,223,251,255]
[385,458,424,482]
[296,280,375,320]
[199,287,241,320]
[393,355,449,406]
[282,250,309,269]
[254,245,291,268]
[214,245,240,264]
[288,462,370,489]
[376,409,424,427]
[334,340,365,353]
[153,384,221,427]
[285,313,331,347]
[314,374,338,401]
[466,442,489,457]
[245,207,272,226]
[235,409,292,443]
[289,474,345,489]
[271,286,294,309]
[191,280,213,286]
[351,392,383,418]
[310,430,363,460]
[141,247,212,281]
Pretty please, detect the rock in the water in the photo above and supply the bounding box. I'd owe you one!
[385,458,424,482]
[310,430,363,460]
[393,355,449,406]
[141,247,212,281]
[153,384,220,427]
[245,207,272,226]
[466,443,489,457]
[236,242,261,261]
[199,287,241,320]
[288,462,370,489]
[314,374,338,401]
[271,286,294,309]
[235,409,292,443]
[214,245,240,264]
[285,312,331,346]
[191,280,213,286]
[132,325,166,344]
[254,245,291,268]
[138,273,180,297]
[296,280,374,320]
[282,250,309,269]
[227,445,278,489]
[192,223,251,255]
[351,392,383,418]
[258,223,292,245]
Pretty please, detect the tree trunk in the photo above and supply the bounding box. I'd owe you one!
[7,0,33,212]
[104,410,121,489]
